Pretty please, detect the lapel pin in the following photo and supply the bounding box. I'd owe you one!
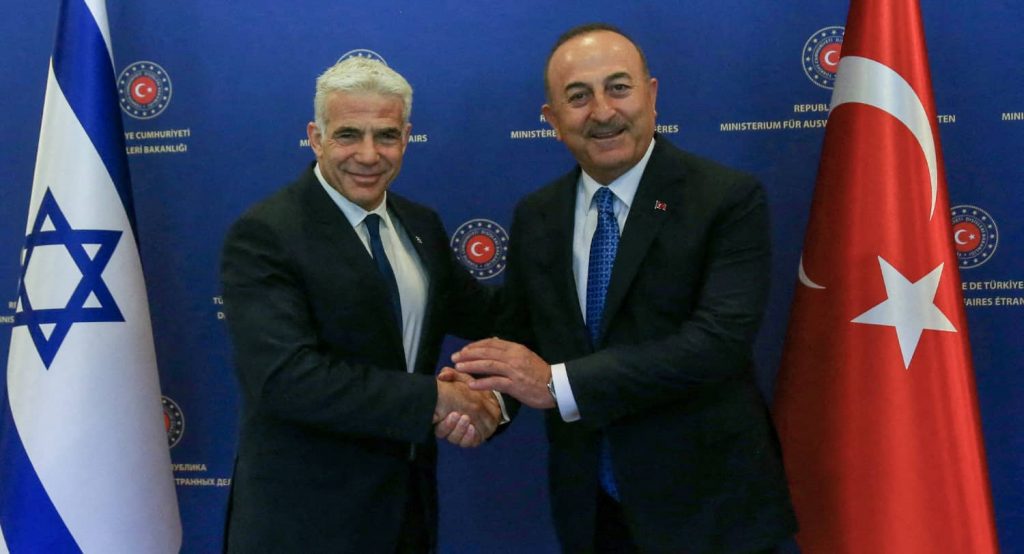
[654,200,668,211]
[414,236,423,244]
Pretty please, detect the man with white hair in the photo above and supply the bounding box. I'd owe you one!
[220,56,501,553]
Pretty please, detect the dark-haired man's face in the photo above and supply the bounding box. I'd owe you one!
[542,31,658,184]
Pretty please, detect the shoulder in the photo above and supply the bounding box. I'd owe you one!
[387,192,448,242]
[387,191,442,224]
[651,139,764,210]
[224,167,315,244]
[514,167,578,216]
[236,165,319,225]
[657,139,759,189]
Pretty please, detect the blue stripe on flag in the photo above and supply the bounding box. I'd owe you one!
[0,391,82,552]
[0,0,126,550]
[51,0,138,238]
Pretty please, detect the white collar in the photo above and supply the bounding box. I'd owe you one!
[578,137,656,210]
[314,163,392,229]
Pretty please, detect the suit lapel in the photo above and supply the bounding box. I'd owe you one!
[299,170,406,352]
[541,171,591,351]
[386,195,439,374]
[600,140,682,341]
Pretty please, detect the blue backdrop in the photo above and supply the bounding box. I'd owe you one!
[2,1,1022,552]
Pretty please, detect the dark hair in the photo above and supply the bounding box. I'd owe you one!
[544,23,650,100]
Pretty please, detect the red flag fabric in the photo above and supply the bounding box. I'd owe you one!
[772,1,999,552]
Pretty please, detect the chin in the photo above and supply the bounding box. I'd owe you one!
[591,155,631,172]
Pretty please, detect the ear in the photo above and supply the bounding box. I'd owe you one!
[541,104,561,141]
[401,122,412,153]
[648,77,659,117]
[307,121,323,158]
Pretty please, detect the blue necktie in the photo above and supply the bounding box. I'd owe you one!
[586,187,620,501]
[364,214,403,328]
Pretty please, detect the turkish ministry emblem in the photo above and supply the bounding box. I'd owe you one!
[951,204,998,269]
[338,49,388,65]
[162,395,186,448]
[117,61,172,119]
[450,219,509,280]
[13,188,124,368]
[802,26,845,89]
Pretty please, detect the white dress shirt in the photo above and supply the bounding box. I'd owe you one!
[315,166,510,428]
[550,139,656,422]
[314,164,428,372]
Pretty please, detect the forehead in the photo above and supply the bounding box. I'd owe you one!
[547,31,644,87]
[322,91,405,128]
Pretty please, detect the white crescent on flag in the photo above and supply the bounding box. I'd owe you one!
[831,55,938,219]
[798,54,939,290]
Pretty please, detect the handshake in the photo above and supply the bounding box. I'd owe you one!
[432,338,555,448]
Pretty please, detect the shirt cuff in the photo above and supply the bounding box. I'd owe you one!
[550,363,580,422]
[492,391,511,424]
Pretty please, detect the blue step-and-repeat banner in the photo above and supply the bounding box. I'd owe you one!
[2,1,1021,552]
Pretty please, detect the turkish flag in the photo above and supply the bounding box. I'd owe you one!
[772,1,999,552]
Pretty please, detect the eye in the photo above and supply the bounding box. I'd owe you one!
[376,130,402,145]
[608,83,632,97]
[567,91,590,107]
[334,130,360,143]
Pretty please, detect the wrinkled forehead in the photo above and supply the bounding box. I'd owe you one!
[546,32,646,89]
[323,91,407,128]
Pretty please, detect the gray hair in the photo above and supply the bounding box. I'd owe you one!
[313,57,413,131]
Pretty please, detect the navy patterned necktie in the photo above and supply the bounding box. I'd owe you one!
[585,186,621,501]
[586,186,619,344]
[364,214,403,327]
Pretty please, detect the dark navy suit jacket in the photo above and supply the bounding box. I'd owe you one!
[220,166,493,553]
[500,137,797,553]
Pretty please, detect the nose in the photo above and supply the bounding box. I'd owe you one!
[353,135,379,164]
[590,92,616,123]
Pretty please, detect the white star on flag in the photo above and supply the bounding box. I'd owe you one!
[851,256,957,369]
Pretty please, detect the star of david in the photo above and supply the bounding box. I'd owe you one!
[13,188,124,368]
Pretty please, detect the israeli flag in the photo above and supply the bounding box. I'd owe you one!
[0,0,182,552]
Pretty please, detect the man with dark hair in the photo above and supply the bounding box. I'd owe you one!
[221,56,503,553]
[454,24,796,553]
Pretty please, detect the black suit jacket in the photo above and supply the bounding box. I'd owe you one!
[220,166,492,553]
[501,138,796,553]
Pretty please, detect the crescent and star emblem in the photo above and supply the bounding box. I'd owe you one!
[469,241,489,257]
[823,49,840,68]
[798,55,939,290]
[133,82,151,99]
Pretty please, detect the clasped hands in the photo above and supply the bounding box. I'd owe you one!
[433,368,501,448]
[434,337,553,448]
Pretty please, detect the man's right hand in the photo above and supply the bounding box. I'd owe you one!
[434,367,500,448]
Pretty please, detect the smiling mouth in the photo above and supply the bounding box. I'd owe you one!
[589,127,625,140]
[348,172,383,183]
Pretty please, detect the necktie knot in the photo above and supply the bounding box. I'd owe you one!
[364,213,384,241]
[594,186,616,216]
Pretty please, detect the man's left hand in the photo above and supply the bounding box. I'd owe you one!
[453,338,555,410]
[434,367,501,447]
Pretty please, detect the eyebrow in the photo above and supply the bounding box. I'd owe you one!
[604,71,633,85]
[563,81,592,94]
[562,71,634,94]
[332,125,402,135]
